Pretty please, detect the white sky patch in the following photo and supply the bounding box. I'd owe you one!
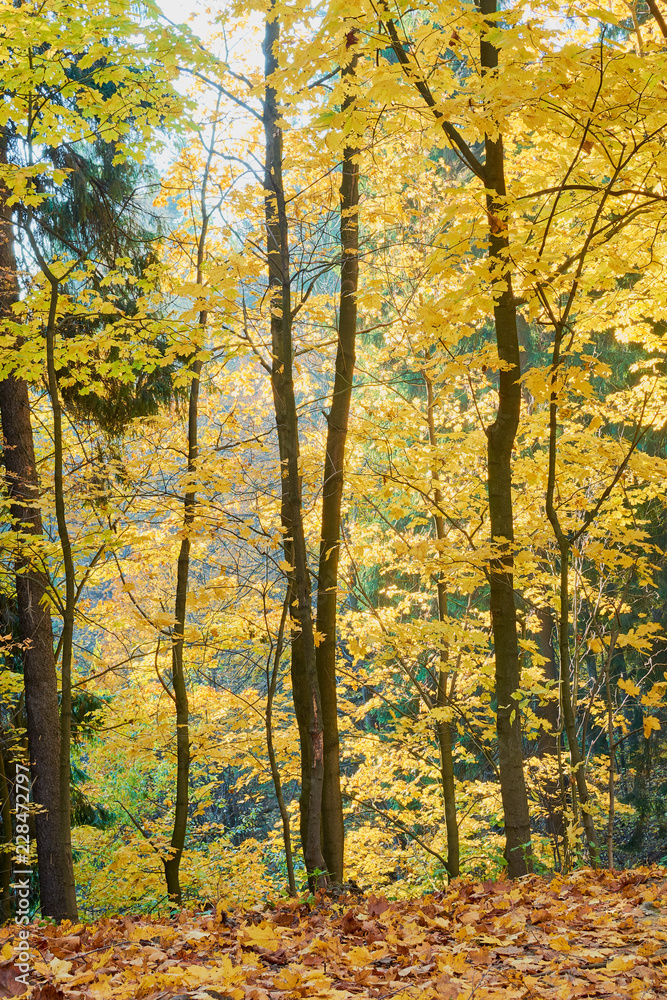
[158,0,210,39]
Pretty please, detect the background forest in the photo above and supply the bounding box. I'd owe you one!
[1,0,667,923]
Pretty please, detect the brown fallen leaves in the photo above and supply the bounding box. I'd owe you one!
[1,867,666,1000]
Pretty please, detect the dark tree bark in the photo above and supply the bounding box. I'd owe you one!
[545,329,598,866]
[546,428,598,867]
[646,0,667,38]
[556,544,598,864]
[266,595,297,896]
[263,9,326,883]
[380,0,533,877]
[164,116,219,904]
[43,278,78,919]
[425,372,459,879]
[314,45,360,885]
[478,0,533,877]
[534,607,566,856]
[163,372,195,905]
[535,608,560,751]
[0,146,73,918]
[163,358,197,903]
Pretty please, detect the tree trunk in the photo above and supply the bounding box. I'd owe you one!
[266,595,297,896]
[425,372,459,878]
[315,44,360,885]
[480,0,533,877]
[44,280,78,919]
[164,521,192,906]
[0,144,73,918]
[544,316,598,865]
[164,119,218,903]
[646,0,667,38]
[534,607,566,855]
[380,0,533,878]
[604,645,615,870]
[557,543,599,864]
[263,9,326,883]
[163,341,199,906]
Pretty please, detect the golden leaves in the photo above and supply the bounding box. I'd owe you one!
[643,715,661,738]
[618,677,641,698]
[7,870,667,1000]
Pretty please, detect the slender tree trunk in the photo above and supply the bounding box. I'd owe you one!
[315,44,360,885]
[290,635,312,865]
[164,121,218,903]
[0,140,73,919]
[545,331,598,866]
[435,610,459,879]
[380,0,533,877]
[44,279,78,919]
[164,433,195,905]
[534,607,566,855]
[425,373,459,878]
[263,10,326,883]
[164,478,193,905]
[480,0,532,877]
[534,609,560,749]
[266,595,297,896]
[646,0,667,38]
[556,544,598,864]
[605,648,615,870]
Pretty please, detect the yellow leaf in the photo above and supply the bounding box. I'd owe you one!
[643,716,661,738]
[585,7,620,26]
[240,922,280,950]
[273,968,304,990]
[92,948,114,970]
[607,955,635,972]
[641,682,667,708]
[49,958,73,980]
[618,677,641,698]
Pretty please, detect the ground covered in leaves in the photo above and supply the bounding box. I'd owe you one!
[2,868,667,1000]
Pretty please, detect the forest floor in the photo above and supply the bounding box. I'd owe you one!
[1,867,666,1000]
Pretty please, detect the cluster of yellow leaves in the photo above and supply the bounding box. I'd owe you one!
[615,674,667,738]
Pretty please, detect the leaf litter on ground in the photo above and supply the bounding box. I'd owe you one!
[1,867,667,1000]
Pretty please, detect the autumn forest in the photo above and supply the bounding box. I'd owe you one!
[2,0,667,956]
